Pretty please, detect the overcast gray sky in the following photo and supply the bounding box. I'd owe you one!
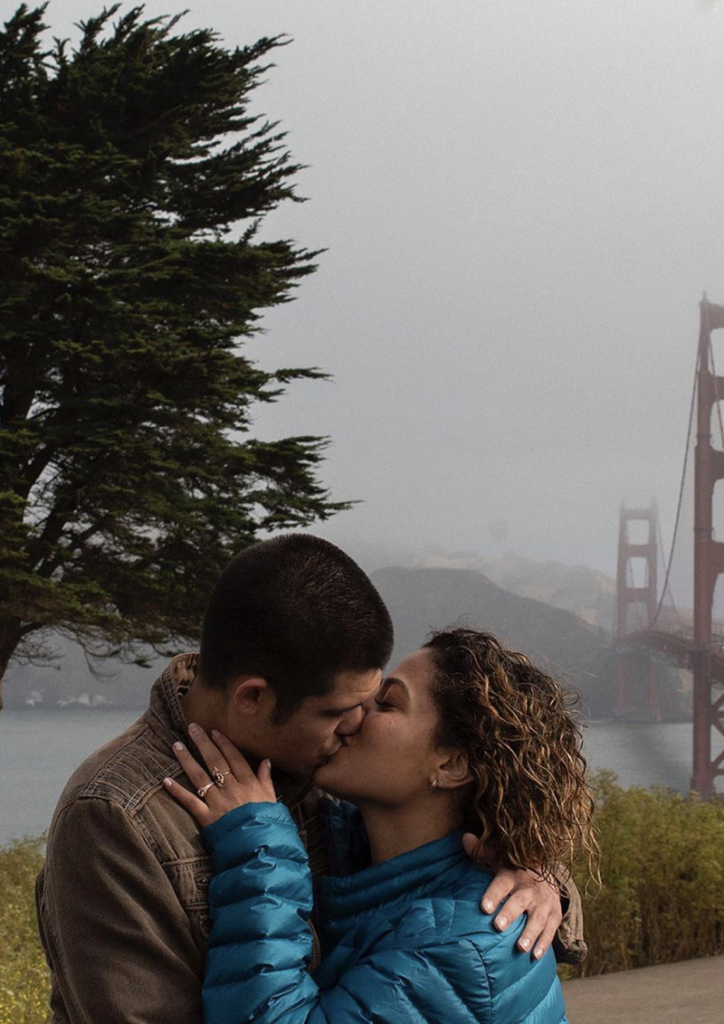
[36,0,724,576]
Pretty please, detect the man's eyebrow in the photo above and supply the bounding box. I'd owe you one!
[323,700,365,716]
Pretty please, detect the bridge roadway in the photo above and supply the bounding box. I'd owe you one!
[562,956,724,1023]
[619,627,724,687]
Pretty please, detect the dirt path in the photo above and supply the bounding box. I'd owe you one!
[562,956,723,1023]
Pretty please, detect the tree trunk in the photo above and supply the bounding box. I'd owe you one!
[0,652,9,713]
[0,625,22,715]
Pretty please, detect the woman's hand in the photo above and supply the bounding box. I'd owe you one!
[163,723,276,827]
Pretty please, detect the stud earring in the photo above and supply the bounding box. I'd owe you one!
[430,778,440,792]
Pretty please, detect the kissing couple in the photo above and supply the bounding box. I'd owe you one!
[37,534,593,1024]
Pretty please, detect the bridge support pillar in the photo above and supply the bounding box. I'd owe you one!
[692,296,724,796]
[614,505,660,721]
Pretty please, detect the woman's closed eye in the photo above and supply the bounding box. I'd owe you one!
[374,698,396,710]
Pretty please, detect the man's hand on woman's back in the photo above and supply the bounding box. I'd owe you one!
[462,833,563,961]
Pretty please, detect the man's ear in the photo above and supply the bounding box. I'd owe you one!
[436,749,473,790]
[230,677,272,716]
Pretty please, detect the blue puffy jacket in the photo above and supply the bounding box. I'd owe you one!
[202,802,568,1024]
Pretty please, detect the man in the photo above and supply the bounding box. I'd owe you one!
[36,534,584,1024]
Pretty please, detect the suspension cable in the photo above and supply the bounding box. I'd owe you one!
[653,349,698,626]
[709,338,724,449]
[655,504,683,627]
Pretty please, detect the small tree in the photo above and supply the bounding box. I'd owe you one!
[0,4,346,707]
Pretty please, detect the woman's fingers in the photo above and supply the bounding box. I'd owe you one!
[209,728,276,800]
[173,740,213,793]
[168,727,277,827]
[256,756,277,800]
[188,724,232,781]
[162,776,212,826]
[210,729,258,783]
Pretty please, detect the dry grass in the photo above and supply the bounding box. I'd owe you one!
[565,770,724,977]
[0,837,50,1024]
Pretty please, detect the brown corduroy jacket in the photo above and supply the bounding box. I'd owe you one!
[36,654,586,1024]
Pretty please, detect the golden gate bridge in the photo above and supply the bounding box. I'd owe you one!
[615,296,724,797]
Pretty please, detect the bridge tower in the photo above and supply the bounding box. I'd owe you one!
[614,505,659,720]
[692,295,724,796]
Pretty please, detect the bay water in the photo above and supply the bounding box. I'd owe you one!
[0,708,696,847]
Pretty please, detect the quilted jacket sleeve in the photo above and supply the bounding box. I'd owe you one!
[201,804,501,1024]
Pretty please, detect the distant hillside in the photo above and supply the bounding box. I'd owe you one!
[2,559,617,718]
[371,566,616,717]
[414,552,615,630]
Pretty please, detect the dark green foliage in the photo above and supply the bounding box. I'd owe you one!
[565,771,724,977]
[0,4,346,692]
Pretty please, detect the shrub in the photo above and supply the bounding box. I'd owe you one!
[567,770,724,977]
[0,838,50,1024]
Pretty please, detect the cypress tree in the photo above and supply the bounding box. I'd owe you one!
[0,4,346,706]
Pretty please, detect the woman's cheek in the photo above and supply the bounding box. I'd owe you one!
[360,710,384,735]
[367,715,401,754]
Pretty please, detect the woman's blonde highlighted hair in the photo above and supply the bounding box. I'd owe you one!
[425,628,597,880]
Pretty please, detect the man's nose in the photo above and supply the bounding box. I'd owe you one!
[335,704,366,736]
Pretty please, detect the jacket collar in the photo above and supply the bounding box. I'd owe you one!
[317,831,468,924]
[145,653,314,811]
[151,652,197,735]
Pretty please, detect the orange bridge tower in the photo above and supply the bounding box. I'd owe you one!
[692,295,724,795]
[614,504,660,720]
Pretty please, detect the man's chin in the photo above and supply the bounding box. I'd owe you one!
[315,743,344,768]
[313,748,346,787]
[312,771,347,800]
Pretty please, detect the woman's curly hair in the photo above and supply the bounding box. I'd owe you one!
[424,628,596,880]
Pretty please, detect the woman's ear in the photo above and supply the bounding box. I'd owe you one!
[435,749,473,790]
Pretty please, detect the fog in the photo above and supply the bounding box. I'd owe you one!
[37,0,724,577]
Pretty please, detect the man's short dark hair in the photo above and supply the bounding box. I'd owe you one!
[198,534,394,721]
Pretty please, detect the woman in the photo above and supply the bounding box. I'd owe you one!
[165,629,595,1024]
